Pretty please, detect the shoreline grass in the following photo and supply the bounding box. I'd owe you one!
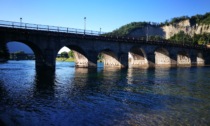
[56,58,74,62]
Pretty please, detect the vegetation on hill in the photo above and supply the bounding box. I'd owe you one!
[104,22,159,37]
[161,12,210,26]
[190,12,210,25]
[160,16,190,26]
[105,12,210,37]
[169,31,210,45]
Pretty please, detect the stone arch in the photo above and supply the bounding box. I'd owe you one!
[56,45,95,68]
[197,52,205,66]
[155,47,171,66]
[128,47,148,68]
[6,40,44,69]
[177,51,191,66]
[99,49,121,68]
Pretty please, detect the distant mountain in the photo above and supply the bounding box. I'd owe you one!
[7,42,34,54]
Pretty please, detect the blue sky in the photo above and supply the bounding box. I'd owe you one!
[1,0,210,32]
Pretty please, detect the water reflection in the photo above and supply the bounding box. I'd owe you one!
[33,69,55,98]
[70,68,125,96]
[0,61,210,125]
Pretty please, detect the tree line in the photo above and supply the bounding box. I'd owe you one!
[9,51,35,60]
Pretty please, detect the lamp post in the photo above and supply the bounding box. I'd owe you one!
[100,28,101,35]
[146,25,148,41]
[84,17,86,34]
[20,17,22,27]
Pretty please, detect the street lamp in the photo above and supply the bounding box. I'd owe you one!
[84,17,86,34]
[20,17,22,27]
[146,24,149,41]
[100,28,101,35]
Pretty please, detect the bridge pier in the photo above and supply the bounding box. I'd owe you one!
[177,52,191,66]
[35,60,55,71]
[119,53,128,68]
[197,52,205,66]
[147,53,155,67]
[191,53,197,66]
[170,54,177,67]
[36,49,56,71]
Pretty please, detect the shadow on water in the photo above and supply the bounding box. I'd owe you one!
[33,69,56,98]
[0,81,6,126]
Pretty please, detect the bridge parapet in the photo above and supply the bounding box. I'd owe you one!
[0,20,105,36]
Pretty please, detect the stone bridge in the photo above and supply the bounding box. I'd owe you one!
[0,20,209,70]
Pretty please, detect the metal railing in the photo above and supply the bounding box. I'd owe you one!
[0,20,106,36]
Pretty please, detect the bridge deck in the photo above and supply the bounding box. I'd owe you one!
[0,20,208,50]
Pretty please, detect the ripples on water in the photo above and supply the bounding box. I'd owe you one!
[0,61,210,126]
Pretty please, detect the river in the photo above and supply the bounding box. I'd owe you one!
[0,61,210,126]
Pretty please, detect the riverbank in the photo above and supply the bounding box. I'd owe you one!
[56,58,103,62]
[56,58,74,62]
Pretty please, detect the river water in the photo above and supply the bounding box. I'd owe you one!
[0,61,210,126]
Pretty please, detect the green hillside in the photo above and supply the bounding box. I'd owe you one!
[104,22,159,37]
[105,12,210,37]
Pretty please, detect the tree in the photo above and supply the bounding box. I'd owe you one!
[149,35,164,41]
[98,53,103,62]
[14,51,28,60]
[193,33,210,45]
[68,50,74,58]
[60,51,69,58]
[198,37,206,45]
[169,31,193,44]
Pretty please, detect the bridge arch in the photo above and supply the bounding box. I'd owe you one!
[128,47,148,68]
[99,49,121,68]
[56,45,95,68]
[177,50,191,66]
[6,40,44,69]
[155,47,171,66]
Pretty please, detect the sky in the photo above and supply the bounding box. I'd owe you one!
[1,0,210,32]
[1,0,210,53]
